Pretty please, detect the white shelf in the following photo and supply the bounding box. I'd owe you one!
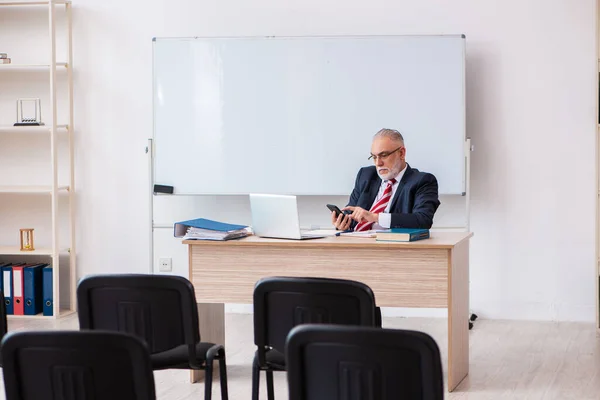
[0,246,69,255]
[0,124,68,134]
[0,185,69,193]
[1,0,75,320]
[0,63,68,70]
[0,1,70,6]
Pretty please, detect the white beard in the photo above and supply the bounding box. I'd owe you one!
[377,162,402,180]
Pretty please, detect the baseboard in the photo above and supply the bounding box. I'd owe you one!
[468,301,595,322]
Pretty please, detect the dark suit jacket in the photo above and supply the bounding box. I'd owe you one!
[347,164,441,229]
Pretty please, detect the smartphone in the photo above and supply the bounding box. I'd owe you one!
[326,204,351,218]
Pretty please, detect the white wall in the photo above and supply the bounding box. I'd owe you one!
[4,0,596,321]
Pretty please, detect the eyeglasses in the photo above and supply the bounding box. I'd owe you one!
[368,146,403,162]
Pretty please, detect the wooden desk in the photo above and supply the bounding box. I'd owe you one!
[184,231,473,392]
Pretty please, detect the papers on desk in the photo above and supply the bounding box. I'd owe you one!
[336,230,377,238]
[174,218,250,241]
[183,226,251,241]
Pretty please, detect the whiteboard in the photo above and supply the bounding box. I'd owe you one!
[152,35,466,195]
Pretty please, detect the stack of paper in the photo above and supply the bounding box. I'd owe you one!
[184,226,249,241]
[174,218,250,241]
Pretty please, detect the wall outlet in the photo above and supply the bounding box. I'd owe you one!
[158,257,172,272]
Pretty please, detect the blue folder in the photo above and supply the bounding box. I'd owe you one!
[24,263,47,316]
[173,218,248,237]
[43,266,53,316]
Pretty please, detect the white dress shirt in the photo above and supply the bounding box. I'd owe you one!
[372,164,407,230]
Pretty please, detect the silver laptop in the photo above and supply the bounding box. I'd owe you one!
[249,194,326,240]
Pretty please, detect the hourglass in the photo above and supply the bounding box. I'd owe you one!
[20,228,35,251]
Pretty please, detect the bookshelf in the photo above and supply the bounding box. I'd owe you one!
[0,0,75,319]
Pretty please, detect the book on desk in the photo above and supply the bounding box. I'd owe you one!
[375,228,430,242]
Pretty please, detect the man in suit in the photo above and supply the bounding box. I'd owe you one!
[332,128,440,231]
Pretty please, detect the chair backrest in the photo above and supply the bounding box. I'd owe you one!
[1,330,156,400]
[253,277,378,356]
[286,324,444,400]
[77,274,200,354]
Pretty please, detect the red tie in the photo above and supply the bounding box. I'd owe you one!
[354,178,397,232]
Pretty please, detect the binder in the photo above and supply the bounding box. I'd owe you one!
[0,262,9,291]
[173,218,248,237]
[3,265,13,315]
[43,266,53,316]
[24,264,46,315]
[12,265,25,315]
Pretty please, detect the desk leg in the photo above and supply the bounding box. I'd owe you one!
[447,241,469,391]
[190,303,226,383]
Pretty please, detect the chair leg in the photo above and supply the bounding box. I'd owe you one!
[266,370,275,400]
[252,358,260,400]
[204,362,213,400]
[218,350,229,400]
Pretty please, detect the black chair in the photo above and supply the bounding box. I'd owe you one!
[286,324,444,400]
[1,330,156,400]
[77,274,228,400]
[252,276,381,400]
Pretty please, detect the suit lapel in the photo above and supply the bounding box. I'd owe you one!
[389,164,412,211]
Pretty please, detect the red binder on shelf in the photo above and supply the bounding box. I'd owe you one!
[12,265,25,315]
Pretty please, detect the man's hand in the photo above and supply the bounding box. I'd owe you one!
[343,206,379,224]
[331,211,352,230]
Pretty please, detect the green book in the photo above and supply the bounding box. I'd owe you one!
[375,228,430,242]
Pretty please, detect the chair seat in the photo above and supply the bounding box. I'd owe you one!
[255,348,286,371]
[151,341,219,370]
